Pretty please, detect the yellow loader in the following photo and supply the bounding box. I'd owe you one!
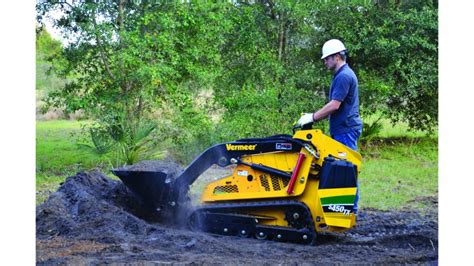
[113,125,361,245]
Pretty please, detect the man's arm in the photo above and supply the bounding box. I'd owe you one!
[313,100,341,121]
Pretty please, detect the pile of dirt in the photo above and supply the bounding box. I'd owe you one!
[36,161,438,264]
[36,171,160,242]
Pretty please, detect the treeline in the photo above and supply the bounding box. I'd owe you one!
[36,0,437,164]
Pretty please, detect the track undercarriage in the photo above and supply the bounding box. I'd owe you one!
[188,200,317,244]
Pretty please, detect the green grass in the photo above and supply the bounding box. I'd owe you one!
[358,114,438,212]
[36,120,109,204]
[359,137,438,212]
[362,113,438,139]
[36,120,111,173]
[36,120,438,212]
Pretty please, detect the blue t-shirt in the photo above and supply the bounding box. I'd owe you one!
[328,64,362,136]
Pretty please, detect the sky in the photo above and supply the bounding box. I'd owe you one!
[42,8,64,42]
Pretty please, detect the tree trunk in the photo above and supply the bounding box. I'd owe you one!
[278,20,284,62]
[91,5,115,81]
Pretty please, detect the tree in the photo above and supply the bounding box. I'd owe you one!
[306,0,438,132]
[36,26,65,93]
[37,1,233,165]
[36,0,438,164]
[212,0,328,142]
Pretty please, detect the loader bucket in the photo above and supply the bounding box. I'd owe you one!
[111,170,179,211]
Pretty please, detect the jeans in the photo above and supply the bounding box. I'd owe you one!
[332,128,361,151]
[332,128,362,214]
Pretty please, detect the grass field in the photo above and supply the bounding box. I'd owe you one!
[36,120,109,204]
[359,137,437,212]
[36,120,438,211]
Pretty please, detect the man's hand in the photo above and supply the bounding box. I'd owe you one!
[295,113,314,128]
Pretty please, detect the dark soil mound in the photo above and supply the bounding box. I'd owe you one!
[36,171,161,242]
[36,161,438,264]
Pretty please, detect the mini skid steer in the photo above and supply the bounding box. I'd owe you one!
[112,124,361,245]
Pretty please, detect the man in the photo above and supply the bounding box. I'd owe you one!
[295,39,362,213]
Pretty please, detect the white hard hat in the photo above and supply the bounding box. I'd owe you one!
[321,39,347,59]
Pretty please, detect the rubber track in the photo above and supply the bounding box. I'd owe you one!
[188,200,318,245]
